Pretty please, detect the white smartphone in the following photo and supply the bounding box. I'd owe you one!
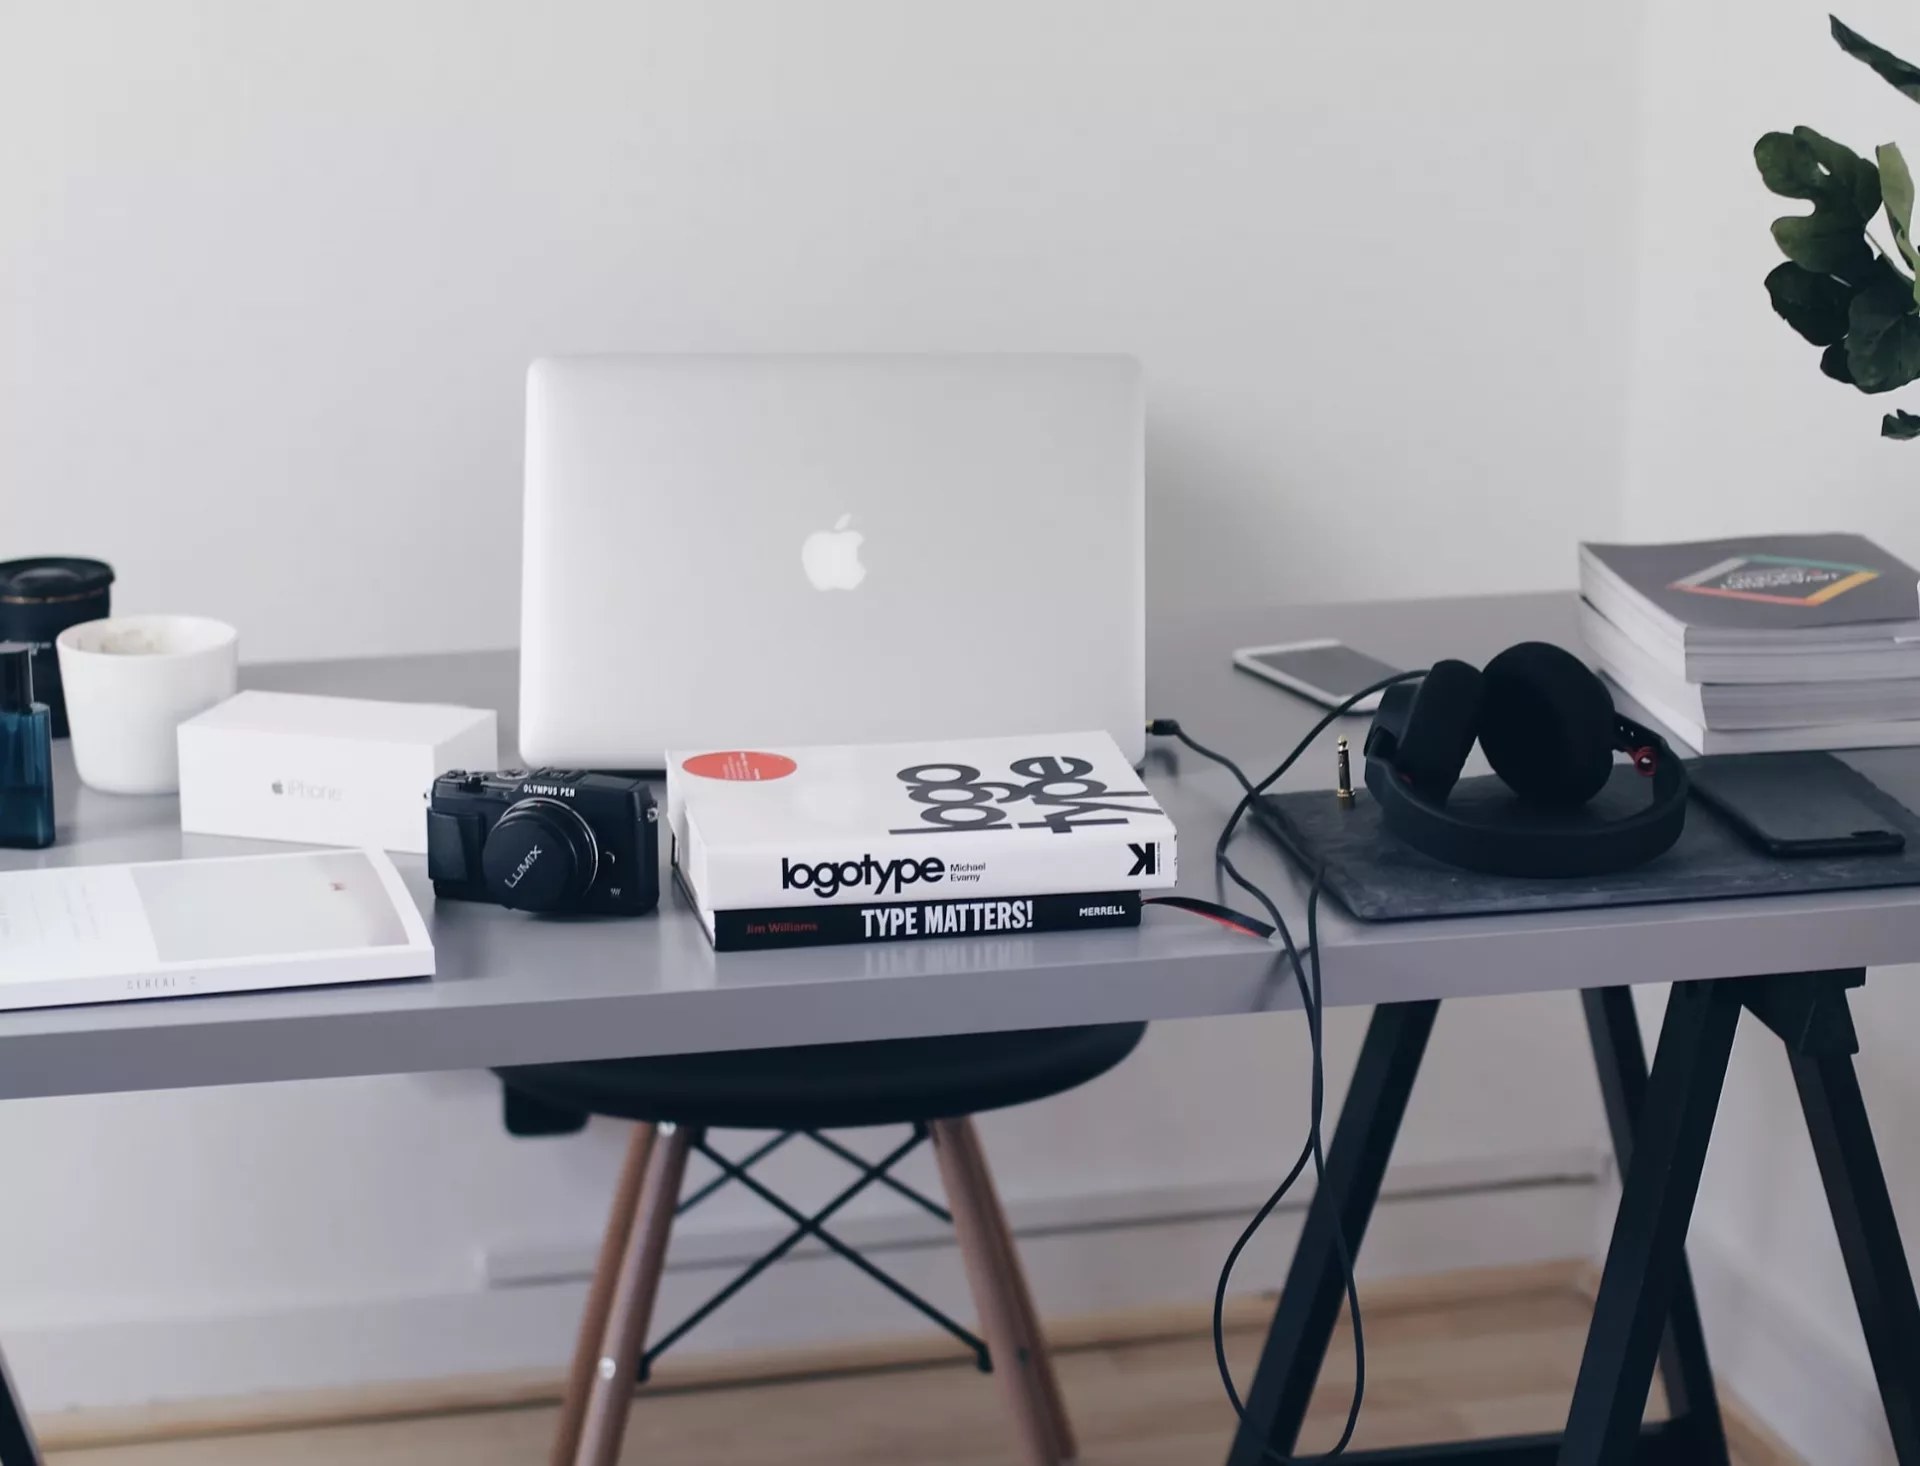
[1231,639,1404,714]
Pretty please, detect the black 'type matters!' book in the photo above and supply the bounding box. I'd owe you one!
[687,880,1143,952]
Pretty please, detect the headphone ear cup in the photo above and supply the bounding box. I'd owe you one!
[1479,642,1616,808]
[1390,659,1484,800]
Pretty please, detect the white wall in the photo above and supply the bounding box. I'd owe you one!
[1623,1,1920,1460]
[1,0,1640,661]
[0,0,1644,1417]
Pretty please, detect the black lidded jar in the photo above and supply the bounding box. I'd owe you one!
[0,558,114,739]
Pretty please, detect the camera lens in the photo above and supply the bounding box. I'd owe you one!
[482,798,598,912]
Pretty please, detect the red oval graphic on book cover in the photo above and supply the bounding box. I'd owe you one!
[681,751,798,781]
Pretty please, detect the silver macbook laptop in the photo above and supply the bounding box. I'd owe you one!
[519,354,1145,768]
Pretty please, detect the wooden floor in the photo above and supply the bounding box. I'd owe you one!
[44,1277,1790,1466]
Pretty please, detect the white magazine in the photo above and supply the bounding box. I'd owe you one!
[0,848,433,1012]
[667,732,1178,916]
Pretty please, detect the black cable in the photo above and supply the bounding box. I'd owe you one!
[1205,864,1362,1462]
[1214,669,1426,860]
[1306,871,1366,1456]
[1151,729,1343,1461]
[1156,722,1258,797]
[1143,894,1276,939]
[1148,668,1424,1462]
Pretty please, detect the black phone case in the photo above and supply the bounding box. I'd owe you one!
[1689,752,1907,858]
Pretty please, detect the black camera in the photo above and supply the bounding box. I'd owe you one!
[426,768,659,915]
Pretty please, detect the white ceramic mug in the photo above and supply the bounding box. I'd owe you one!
[57,616,239,795]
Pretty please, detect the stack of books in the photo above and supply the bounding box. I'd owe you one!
[1579,534,1920,753]
[666,732,1179,950]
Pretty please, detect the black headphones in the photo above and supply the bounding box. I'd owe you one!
[1362,642,1688,878]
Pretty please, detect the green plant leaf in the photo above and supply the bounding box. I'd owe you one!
[1824,340,1858,382]
[1756,127,1879,220]
[1799,127,1883,218]
[1833,15,1920,105]
[1773,210,1877,278]
[1757,128,1881,280]
[1882,408,1920,437]
[1880,142,1920,306]
[1756,129,1878,215]
[1881,144,1920,246]
[1847,274,1920,391]
[1756,130,1812,195]
[1766,261,1855,343]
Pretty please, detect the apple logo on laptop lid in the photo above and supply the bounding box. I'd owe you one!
[801,514,866,591]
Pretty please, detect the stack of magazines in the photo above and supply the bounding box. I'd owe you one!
[1579,533,1920,753]
[666,733,1178,950]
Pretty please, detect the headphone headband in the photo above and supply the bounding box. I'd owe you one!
[1364,680,1688,878]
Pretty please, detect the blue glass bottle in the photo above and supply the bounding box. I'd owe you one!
[0,642,54,849]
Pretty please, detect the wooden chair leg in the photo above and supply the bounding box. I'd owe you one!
[568,1123,696,1466]
[551,1123,657,1466]
[931,1116,1077,1466]
[974,1145,1076,1464]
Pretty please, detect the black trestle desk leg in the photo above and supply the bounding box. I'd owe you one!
[1579,987,1730,1464]
[1791,1036,1920,1458]
[1226,998,1440,1466]
[0,1342,42,1466]
[1559,977,1743,1466]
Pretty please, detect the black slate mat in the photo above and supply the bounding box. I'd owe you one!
[1255,760,1920,922]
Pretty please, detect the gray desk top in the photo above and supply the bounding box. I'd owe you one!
[5,591,1920,1102]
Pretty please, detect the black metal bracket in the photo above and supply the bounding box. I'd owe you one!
[1737,968,1863,1056]
[1226,970,1920,1466]
[638,1124,992,1381]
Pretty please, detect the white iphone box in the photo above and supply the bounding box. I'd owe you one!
[178,691,498,853]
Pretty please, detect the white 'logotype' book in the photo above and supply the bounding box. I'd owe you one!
[667,733,1177,947]
[0,848,434,1011]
